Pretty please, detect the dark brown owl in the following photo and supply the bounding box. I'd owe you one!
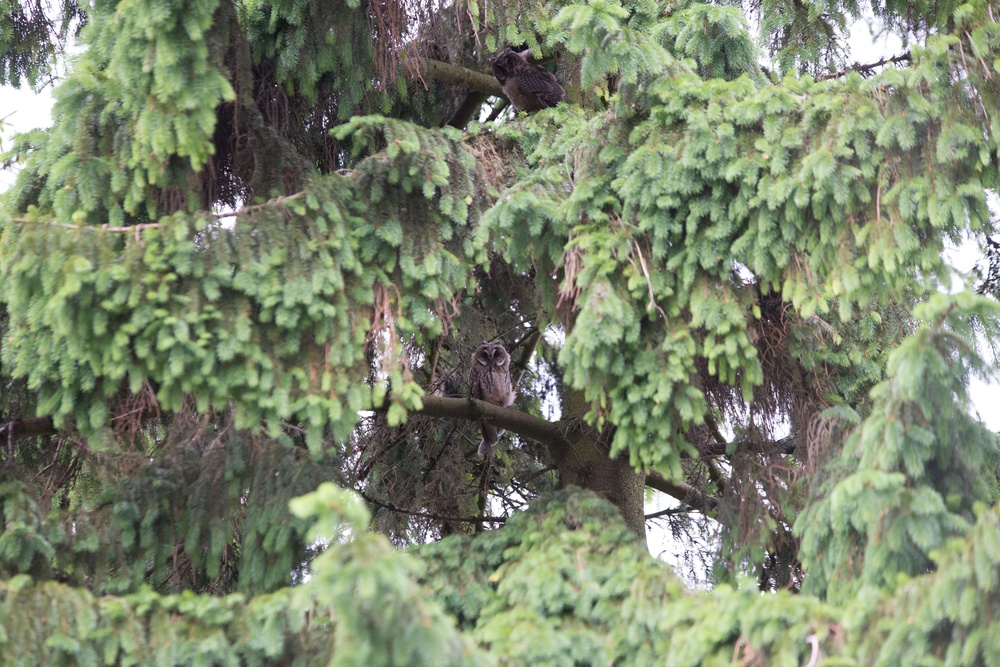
[469,341,515,455]
[489,47,565,113]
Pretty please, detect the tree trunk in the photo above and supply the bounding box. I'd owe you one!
[550,387,646,540]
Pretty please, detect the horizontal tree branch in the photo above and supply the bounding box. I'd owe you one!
[419,58,504,98]
[644,470,719,514]
[9,191,308,233]
[8,219,163,233]
[416,395,567,447]
[644,506,694,520]
[0,416,57,440]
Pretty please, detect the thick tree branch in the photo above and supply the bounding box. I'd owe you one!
[417,395,565,447]
[444,90,487,128]
[0,416,57,441]
[6,397,780,517]
[418,398,716,515]
[644,470,719,514]
[419,58,504,98]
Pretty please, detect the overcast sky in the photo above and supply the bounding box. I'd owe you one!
[1,84,54,190]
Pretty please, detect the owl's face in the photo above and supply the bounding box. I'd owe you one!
[489,48,522,84]
[473,341,511,370]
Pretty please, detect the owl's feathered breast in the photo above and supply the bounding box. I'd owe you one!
[471,368,512,404]
[469,343,514,406]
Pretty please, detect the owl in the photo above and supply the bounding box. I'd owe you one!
[489,47,565,113]
[469,341,516,455]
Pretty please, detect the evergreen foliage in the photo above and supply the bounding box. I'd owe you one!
[1,0,1000,663]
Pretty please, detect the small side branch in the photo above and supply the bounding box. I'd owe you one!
[510,328,542,392]
[358,490,506,524]
[644,506,692,520]
[9,191,309,233]
[697,434,797,458]
[818,52,911,80]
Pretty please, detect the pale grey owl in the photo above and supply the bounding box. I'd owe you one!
[489,47,565,113]
[469,341,515,455]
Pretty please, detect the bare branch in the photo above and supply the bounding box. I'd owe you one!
[644,506,693,520]
[818,52,911,81]
[696,434,798,458]
[358,490,506,524]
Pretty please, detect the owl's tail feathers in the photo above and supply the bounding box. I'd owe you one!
[477,426,506,456]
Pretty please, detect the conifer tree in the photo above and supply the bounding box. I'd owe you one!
[1,0,999,664]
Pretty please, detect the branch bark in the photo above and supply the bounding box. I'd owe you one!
[416,396,722,521]
[644,470,719,514]
[444,91,487,128]
[419,58,504,98]
[417,395,565,446]
[0,416,57,440]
